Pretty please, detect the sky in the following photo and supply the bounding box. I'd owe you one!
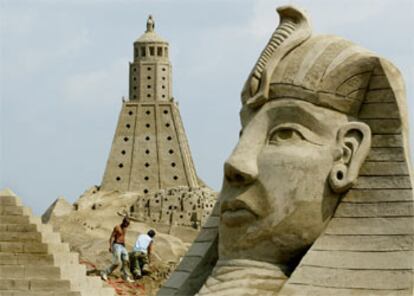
[1,0,413,215]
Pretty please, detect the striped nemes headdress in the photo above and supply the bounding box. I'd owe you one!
[241,6,405,119]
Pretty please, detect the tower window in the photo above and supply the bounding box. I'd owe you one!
[145,136,150,141]
[171,162,176,167]
[169,149,174,154]
[144,176,149,181]
[145,149,150,154]
[167,136,172,141]
[118,163,124,168]
[165,123,170,127]
[116,177,121,181]
[149,46,155,56]
[146,124,150,128]
[126,124,131,128]
[163,110,168,114]
[140,47,146,57]
[162,67,166,71]
[147,94,151,98]
[128,111,133,115]
[165,47,168,57]
[147,85,151,89]
[146,110,151,115]
[144,189,149,194]
[145,162,150,167]
[121,150,126,155]
[162,85,165,89]
[157,47,163,56]
[135,48,138,58]
[147,67,151,71]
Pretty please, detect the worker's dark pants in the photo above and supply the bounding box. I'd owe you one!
[130,251,150,277]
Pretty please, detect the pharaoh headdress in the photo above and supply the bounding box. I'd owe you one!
[159,6,413,295]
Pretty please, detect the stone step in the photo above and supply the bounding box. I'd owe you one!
[59,266,106,291]
[0,221,54,233]
[0,255,111,294]
[0,224,38,232]
[37,241,70,253]
[0,291,80,296]
[0,231,61,244]
[0,265,61,280]
[0,253,113,293]
[0,215,30,224]
[0,252,79,266]
[0,241,70,254]
[70,278,103,293]
[52,252,80,266]
[0,253,54,265]
[32,219,54,233]
[75,285,116,296]
[0,231,42,242]
[60,261,87,277]
[0,205,31,216]
[98,287,117,296]
[0,194,22,207]
[52,261,115,295]
[0,278,71,291]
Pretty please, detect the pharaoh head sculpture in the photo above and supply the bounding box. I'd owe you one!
[219,5,380,266]
[160,5,413,296]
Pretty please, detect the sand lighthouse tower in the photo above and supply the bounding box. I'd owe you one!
[101,15,199,194]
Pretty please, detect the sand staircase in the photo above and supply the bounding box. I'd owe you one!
[0,188,115,296]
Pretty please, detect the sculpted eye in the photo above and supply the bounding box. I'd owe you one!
[269,127,304,144]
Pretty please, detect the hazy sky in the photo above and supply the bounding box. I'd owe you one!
[1,0,413,215]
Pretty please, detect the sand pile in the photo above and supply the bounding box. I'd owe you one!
[43,186,216,295]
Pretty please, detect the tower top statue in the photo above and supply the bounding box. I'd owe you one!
[146,15,155,33]
[135,14,167,44]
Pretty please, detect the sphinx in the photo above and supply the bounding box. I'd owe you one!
[159,5,414,296]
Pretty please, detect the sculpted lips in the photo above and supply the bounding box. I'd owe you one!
[221,199,258,227]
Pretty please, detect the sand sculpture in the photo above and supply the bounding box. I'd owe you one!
[159,5,414,295]
[130,186,216,228]
[98,15,216,231]
[101,15,199,195]
[0,189,114,296]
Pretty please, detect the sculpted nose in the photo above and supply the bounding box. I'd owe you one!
[224,154,258,186]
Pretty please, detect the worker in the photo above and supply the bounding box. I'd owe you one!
[100,217,133,282]
[130,229,156,279]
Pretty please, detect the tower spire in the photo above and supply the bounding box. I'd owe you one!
[130,14,170,102]
[146,15,155,33]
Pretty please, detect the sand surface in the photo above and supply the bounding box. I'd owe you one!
[44,187,203,295]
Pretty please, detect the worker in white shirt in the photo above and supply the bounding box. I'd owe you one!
[130,229,156,279]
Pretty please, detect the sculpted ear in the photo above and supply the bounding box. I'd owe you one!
[329,122,372,193]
